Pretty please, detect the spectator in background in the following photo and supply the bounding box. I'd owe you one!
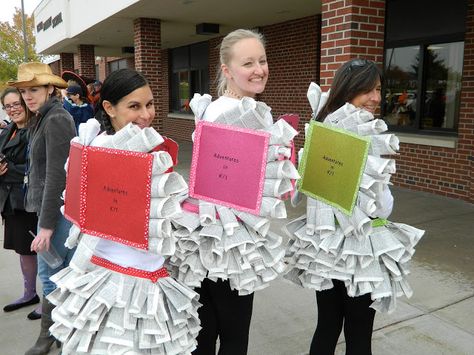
[8,61,76,355]
[62,84,94,132]
[0,88,40,321]
[88,80,102,109]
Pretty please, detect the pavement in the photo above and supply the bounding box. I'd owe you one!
[1,141,473,355]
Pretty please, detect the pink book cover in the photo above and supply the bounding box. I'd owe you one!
[64,142,153,249]
[189,121,269,215]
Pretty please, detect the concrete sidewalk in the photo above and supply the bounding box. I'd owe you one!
[1,142,473,355]
[249,187,474,355]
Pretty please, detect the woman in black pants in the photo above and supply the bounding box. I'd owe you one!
[196,279,254,354]
[283,58,425,355]
[311,280,376,354]
[311,59,388,355]
[191,29,267,355]
[314,60,388,355]
[171,28,295,355]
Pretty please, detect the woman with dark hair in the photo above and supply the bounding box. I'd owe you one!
[46,68,200,354]
[8,62,77,355]
[313,59,387,355]
[316,59,384,121]
[285,59,423,355]
[0,87,40,320]
[95,69,153,134]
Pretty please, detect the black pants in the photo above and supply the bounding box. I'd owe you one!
[310,280,375,355]
[192,278,254,355]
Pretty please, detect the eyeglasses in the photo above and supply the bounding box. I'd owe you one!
[2,101,22,111]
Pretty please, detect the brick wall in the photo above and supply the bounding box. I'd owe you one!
[208,36,222,99]
[77,44,96,80]
[466,2,474,202]
[59,52,74,73]
[49,60,60,75]
[163,115,195,142]
[156,48,169,134]
[74,55,79,71]
[133,18,163,131]
[320,0,385,90]
[260,15,320,149]
[96,57,108,81]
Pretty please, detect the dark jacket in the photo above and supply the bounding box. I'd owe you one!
[63,98,94,132]
[25,97,76,230]
[0,123,28,214]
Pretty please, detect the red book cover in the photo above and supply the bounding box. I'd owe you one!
[279,113,300,131]
[152,137,179,172]
[64,143,83,226]
[64,142,153,249]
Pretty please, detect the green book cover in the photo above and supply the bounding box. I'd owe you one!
[298,121,370,215]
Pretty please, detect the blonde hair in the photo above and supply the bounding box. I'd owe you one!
[216,29,266,96]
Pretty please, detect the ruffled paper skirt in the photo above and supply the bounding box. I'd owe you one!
[284,217,424,313]
[47,263,201,354]
[169,210,287,296]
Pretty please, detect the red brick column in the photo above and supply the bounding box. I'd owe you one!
[59,52,74,73]
[457,1,474,202]
[320,0,385,90]
[133,18,163,131]
[208,36,222,99]
[77,44,96,80]
[49,61,60,75]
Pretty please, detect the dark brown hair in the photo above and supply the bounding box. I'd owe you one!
[1,87,31,124]
[95,69,149,134]
[1,87,22,106]
[316,59,382,121]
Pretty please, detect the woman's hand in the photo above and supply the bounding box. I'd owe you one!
[30,228,54,253]
[0,162,8,176]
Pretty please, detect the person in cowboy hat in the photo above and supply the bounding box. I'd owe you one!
[8,62,77,355]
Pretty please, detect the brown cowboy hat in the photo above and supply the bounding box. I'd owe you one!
[7,62,67,88]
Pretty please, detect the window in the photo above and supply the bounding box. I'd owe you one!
[384,42,464,132]
[108,59,128,73]
[383,0,467,134]
[170,42,209,114]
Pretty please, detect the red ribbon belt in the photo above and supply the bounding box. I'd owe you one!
[91,255,169,283]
